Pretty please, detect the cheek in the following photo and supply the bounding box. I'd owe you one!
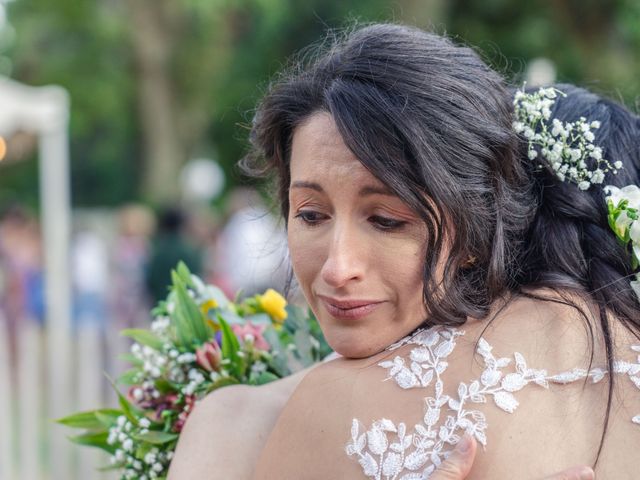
[287,227,321,291]
[384,243,425,311]
[377,238,424,281]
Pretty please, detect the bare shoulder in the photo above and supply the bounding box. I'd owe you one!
[253,292,640,480]
[252,353,398,479]
[168,369,310,480]
[452,291,640,479]
[476,289,638,368]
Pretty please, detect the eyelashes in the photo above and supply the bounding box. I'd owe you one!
[369,215,408,231]
[293,210,408,232]
[294,210,326,226]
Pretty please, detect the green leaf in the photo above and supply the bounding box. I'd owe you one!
[151,301,168,317]
[132,430,179,445]
[217,309,245,325]
[262,327,291,377]
[208,375,240,391]
[134,441,155,460]
[98,462,126,472]
[121,329,165,351]
[243,313,271,325]
[56,410,109,430]
[218,316,244,377]
[106,375,144,424]
[94,410,123,429]
[284,304,306,331]
[117,368,141,386]
[218,316,240,357]
[254,371,279,385]
[176,261,195,288]
[293,328,314,366]
[68,431,116,454]
[154,378,178,395]
[118,352,144,367]
[171,269,211,347]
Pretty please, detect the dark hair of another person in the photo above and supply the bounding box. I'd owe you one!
[157,207,185,234]
[241,23,640,463]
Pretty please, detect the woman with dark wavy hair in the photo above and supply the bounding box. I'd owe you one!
[169,24,640,479]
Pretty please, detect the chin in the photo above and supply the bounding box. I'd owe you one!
[325,331,386,359]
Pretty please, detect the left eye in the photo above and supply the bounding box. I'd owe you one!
[369,215,407,231]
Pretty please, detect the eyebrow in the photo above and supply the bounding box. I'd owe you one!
[290,181,394,197]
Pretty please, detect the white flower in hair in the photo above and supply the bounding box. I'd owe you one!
[605,184,640,301]
[513,86,620,189]
[605,185,640,211]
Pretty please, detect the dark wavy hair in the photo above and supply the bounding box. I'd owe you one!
[242,23,640,463]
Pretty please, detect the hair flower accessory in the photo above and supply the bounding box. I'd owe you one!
[513,86,621,190]
[605,185,640,299]
[605,185,640,267]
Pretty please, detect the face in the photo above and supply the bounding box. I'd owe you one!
[287,112,428,358]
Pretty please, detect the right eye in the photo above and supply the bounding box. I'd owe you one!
[294,210,326,226]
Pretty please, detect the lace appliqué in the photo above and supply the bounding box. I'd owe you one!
[345,327,640,480]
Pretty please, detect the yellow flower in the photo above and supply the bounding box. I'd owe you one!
[259,288,288,326]
[200,298,219,316]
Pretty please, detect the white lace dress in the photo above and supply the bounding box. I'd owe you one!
[345,326,640,480]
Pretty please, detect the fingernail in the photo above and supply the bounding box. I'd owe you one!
[456,434,472,454]
[579,467,594,480]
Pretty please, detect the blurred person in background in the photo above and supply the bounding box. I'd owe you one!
[111,203,155,329]
[145,207,202,304]
[184,206,221,288]
[0,204,44,366]
[71,227,109,330]
[212,187,288,298]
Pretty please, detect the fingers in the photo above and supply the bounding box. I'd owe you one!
[429,435,594,480]
[430,434,477,480]
[542,466,594,480]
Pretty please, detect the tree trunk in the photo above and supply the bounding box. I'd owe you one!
[125,0,184,204]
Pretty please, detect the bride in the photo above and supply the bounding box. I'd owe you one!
[169,24,640,479]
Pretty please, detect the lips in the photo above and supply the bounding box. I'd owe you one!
[317,295,385,320]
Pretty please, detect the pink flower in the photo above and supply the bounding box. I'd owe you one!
[231,322,270,351]
[195,341,222,372]
[173,395,196,433]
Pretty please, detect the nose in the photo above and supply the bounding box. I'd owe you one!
[320,222,366,288]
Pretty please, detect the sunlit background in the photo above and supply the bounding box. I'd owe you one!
[0,0,638,478]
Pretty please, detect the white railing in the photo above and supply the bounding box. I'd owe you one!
[0,316,123,480]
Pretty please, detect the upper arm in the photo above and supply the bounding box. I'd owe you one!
[168,385,255,479]
[167,371,311,480]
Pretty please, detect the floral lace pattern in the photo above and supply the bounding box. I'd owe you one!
[345,326,640,480]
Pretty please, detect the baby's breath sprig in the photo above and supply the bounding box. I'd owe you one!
[513,86,622,190]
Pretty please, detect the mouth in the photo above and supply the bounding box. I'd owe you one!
[317,295,385,320]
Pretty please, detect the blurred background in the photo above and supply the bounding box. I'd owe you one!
[0,0,637,478]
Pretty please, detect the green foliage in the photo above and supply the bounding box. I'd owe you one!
[447,0,640,104]
[60,262,331,478]
[607,196,640,269]
[169,263,213,348]
[4,1,637,205]
[218,315,244,378]
[56,408,121,430]
[108,376,145,424]
[6,0,138,206]
[121,329,165,351]
[131,431,179,445]
[67,431,116,454]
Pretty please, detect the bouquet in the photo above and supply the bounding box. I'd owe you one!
[58,262,331,479]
